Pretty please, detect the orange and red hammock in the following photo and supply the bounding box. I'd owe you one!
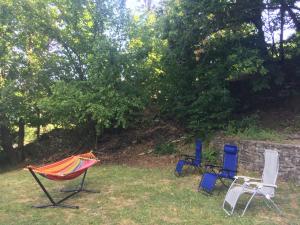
[27,152,99,181]
[26,152,100,209]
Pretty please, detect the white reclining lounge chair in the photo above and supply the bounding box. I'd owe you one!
[223,149,282,216]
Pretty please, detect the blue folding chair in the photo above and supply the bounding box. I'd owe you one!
[198,144,239,194]
[174,139,202,176]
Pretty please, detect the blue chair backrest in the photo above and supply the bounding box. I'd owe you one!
[222,144,239,178]
[194,139,202,165]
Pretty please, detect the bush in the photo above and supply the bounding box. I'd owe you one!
[203,147,218,164]
[154,142,177,155]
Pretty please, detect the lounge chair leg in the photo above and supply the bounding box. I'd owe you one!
[223,205,236,216]
[241,192,257,217]
[263,197,272,208]
[174,170,181,177]
[268,198,283,215]
[217,178,229,195]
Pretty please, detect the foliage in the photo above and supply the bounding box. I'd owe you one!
[23,126,38,145]
[155,0,271,131]
[125,12,168,103]
[225,115,260,132]
[203,147,219,164]
[154,142,177,155]
[23,124,56,144]
[0,0,144,154]
[1,0,300,163]
[39,80,143,133]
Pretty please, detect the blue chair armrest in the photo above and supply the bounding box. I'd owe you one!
[222,168,238,173]
[220,168,238,178]
[203,164,222,175]
[205,164,222,169]
[221,169,238,174]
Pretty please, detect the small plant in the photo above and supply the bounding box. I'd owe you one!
[154,142,177,155]
[224,115,259,135]
[203,148,218,164]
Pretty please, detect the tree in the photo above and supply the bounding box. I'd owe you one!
[0,0,144,161]
[1,0,300,164]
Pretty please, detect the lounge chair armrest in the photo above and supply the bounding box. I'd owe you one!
[203,164,223,174]
[234,176,262,182]
[205,164,222,169]
[222,168,237,173]
[247,181,277,188]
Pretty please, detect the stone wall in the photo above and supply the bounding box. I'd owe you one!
[210,137,300,184]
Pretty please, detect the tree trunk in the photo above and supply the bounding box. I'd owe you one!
[251,0,268,57]
[0,122,19,164]
[36,110,41,138]
[36,124,40,139]
[279,2,285,63]
[282,0,300,31]
[95,133,98,150]
[18,118,25,149]
[0,124,13,152]
[144,0,152,11]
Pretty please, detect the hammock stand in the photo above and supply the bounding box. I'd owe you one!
[26,152,100,209]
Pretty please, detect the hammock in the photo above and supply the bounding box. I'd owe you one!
[27,152,99,181]
[26,152,100,209]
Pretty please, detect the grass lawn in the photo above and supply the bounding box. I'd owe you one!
[0,165,299,225]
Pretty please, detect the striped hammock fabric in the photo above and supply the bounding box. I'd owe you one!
[27,152,99,181]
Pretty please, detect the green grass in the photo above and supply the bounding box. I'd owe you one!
[0,165,299,225]
[222,115,285,142]
[229,126,283,141]
[224,122,283,142]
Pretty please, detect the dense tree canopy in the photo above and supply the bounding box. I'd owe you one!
[1,0,300,163]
